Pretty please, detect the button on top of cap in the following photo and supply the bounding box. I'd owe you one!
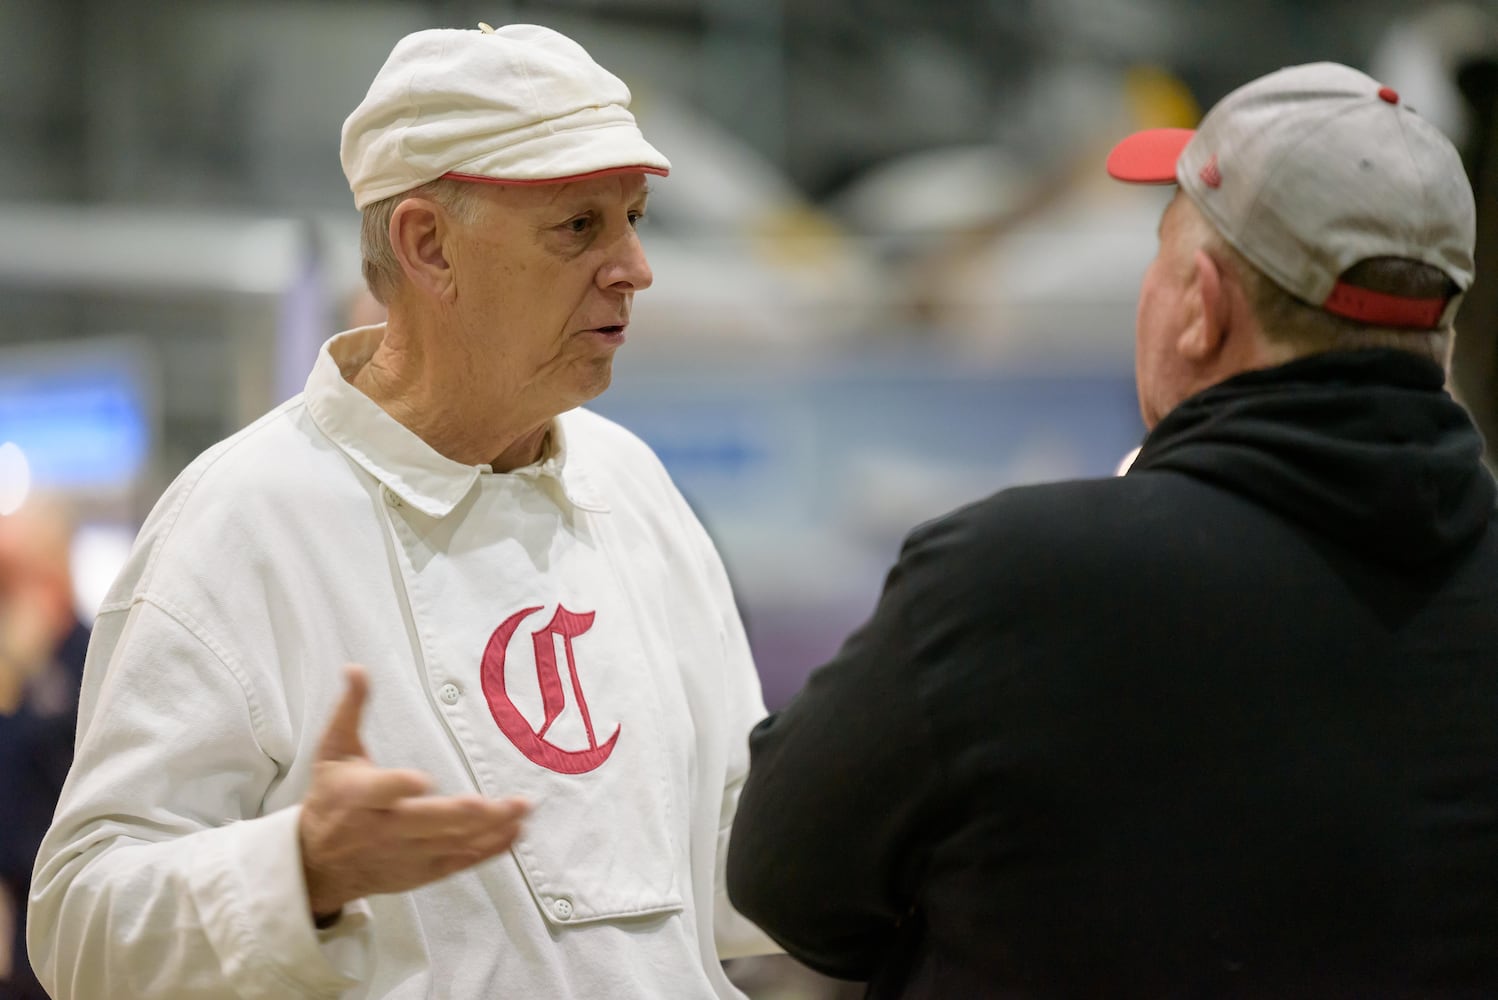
[477,22,496,33]
[1378,86,1399,105]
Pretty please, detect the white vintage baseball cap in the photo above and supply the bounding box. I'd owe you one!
[341,23,670,209]
[1107,62,1475,330]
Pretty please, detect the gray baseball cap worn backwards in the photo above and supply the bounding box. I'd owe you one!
[1108,62,1476,330]
[341,22,670,210]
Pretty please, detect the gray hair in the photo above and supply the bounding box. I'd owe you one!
[1179,200,1457,367]
[359,179,483,305]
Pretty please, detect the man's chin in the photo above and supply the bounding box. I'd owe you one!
[566,359,614,409]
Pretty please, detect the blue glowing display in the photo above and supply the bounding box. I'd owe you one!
[0,365,150,489]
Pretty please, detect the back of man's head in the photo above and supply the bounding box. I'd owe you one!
[1108,62,1476,360]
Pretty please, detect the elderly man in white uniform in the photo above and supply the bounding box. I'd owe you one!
[28,23,774,1000]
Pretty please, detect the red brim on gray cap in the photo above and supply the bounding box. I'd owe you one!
[1105,128,1194,184]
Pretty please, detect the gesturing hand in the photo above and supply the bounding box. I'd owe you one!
[298,664,529,920]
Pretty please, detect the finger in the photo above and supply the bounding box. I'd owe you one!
[471,818,526,856]
[426,826,525,878]
[428,851,486,881]
[338,765,432,807]
[388,794,529,830]
[386,795,530,838]
[397,814,529,848]
[318,664,371,762]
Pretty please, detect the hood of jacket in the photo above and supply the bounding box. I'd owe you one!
[1132,349,1496,569]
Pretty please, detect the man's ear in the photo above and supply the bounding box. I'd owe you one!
[389,198,458,301]
[1178,248,1229,363]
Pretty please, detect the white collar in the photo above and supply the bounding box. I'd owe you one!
[304,326,609,518]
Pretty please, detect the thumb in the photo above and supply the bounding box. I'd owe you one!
[318,663,370,761]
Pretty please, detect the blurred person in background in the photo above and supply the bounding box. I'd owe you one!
[1365,2,1498,467]
[727,62,1498,997]
[0,503,88,1000]
[1436,8,1498,464]
[28,23,772,1000]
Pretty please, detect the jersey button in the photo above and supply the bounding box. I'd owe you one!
[552,897,574,920]
[438,683,461,705]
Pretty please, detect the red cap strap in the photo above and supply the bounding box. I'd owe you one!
[1323,281,1448,329]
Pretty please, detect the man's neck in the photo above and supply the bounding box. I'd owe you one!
[348,321,552,473]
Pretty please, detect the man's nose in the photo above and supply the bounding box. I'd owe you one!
[600,230,653,293]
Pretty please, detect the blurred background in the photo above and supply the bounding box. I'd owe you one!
[1,0,1496,996]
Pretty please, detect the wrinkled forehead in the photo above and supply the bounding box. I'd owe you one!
[469,171,653,211]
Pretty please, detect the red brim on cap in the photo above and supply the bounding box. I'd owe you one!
[1106,128,1195,183]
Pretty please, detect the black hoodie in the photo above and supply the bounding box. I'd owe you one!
[728,350,1498,999]
[1140,349,1494,570]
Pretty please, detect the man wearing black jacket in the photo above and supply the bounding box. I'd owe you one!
[726,62,1498,998]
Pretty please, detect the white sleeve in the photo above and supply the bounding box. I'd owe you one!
[692,525,780,960]
[27,599,373,999]
[714,764,780,959]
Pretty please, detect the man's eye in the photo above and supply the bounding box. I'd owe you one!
[628,211,646,228]
[565,216,591,234]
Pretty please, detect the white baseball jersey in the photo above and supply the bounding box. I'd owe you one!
[29,326,774,999]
